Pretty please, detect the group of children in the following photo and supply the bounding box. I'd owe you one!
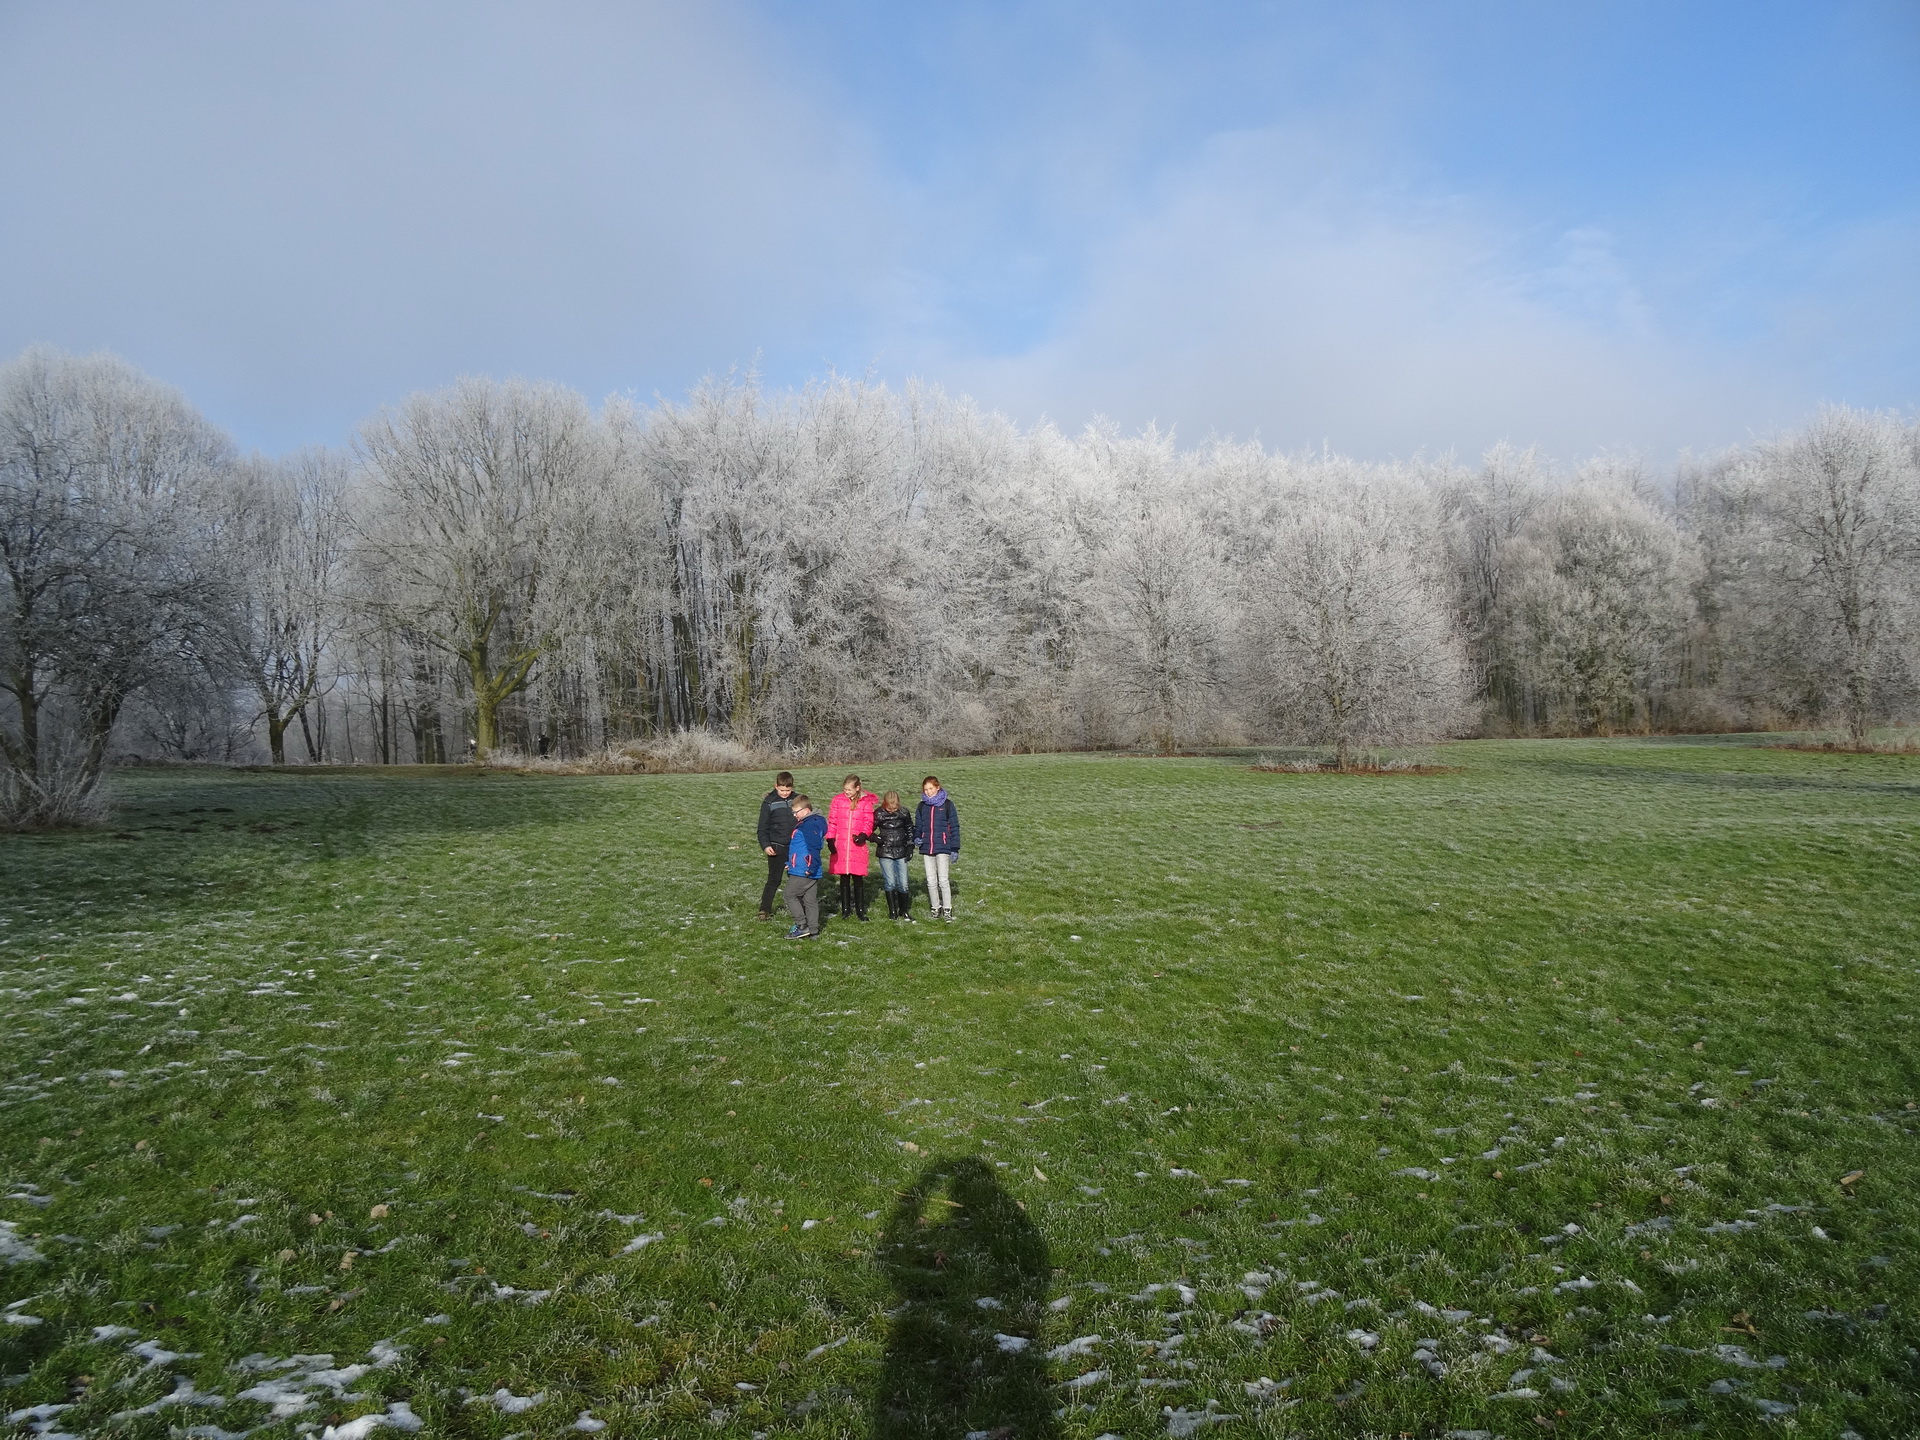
[756,771,961,939]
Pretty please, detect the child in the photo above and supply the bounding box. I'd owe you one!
[755,771,797,920]
[913,775,960,922]
[783,794,828,939]
[871,790,916,921]
[826,774,879,921]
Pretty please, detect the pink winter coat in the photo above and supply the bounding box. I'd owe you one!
[826,790,879,876]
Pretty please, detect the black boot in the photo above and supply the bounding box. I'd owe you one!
[884,889,899,919]
[854,877,869,920]
[838,875,852,918]
[898,888,914,923]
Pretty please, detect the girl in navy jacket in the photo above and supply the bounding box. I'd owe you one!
[914,775,960,922]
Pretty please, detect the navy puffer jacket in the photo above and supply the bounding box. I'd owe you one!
[913,794,960,856]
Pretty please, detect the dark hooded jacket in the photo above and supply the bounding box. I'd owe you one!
[871,805,915,860]
[757,789,797,852]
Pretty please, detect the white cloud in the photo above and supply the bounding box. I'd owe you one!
[926,128,1813,463]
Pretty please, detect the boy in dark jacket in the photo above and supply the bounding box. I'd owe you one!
[756,772,796,919]
[871,790,917,921]
[783,795,828,939]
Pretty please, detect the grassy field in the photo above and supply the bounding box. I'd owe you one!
[2,740,1917,1440]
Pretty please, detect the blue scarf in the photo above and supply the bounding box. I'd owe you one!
[924,788,947,809]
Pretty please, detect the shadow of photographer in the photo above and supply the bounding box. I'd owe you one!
[872,1156,1059,1440]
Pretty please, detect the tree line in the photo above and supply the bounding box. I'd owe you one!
[3,345,1917,823]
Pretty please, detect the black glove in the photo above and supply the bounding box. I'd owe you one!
[853,833,870,845]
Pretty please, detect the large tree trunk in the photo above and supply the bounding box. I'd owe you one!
[1839,587,1871,746]
[1844,666,1872,747]
[79,691,126,794]
[1,661,41,783]
[265,705,290,765]
[463,629,540,759]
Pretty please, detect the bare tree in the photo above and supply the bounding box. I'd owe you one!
[0,347,230,824]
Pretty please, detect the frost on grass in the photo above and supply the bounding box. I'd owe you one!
[108,1376,226,1422]
[478,1388,546,1414]
[1163,1402,1238,1436]
[0,1220,45,1265]
[5,754,1919,1435]
[318,1402,423,1440]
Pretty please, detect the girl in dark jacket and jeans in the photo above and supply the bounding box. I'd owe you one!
[872,791,917,921]
[914,775,960,922]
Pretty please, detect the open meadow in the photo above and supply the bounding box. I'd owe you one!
[2,741,1917,1440]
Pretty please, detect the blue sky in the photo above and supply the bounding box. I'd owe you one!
[1,0,1915,462]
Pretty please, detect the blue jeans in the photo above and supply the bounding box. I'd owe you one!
[879,856,910,893]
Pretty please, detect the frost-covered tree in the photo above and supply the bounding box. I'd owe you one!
[8,342,1914,778]
[1500,477,1699,733]
[205,447,352,763]
[353,377,617,756]
[0,347,230,823]
[1082,430,1228,753]
[1717,408,1920,742]
[1439,443,1548,729]
[624,378,791,738]
[1243,474,1469,765]
[913,408,1095,753]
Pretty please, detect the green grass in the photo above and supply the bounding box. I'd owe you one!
[2,740,1917,1439]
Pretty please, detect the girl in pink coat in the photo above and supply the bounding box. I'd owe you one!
[826,774,880,921]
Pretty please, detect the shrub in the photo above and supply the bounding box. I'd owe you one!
[0,762,113,831]
[489,731,774,776]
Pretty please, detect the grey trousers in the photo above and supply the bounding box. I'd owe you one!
[921,852,952,911]
[783,874,820,934]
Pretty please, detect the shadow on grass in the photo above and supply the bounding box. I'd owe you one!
[873,1157,1057,1440]
[0,768,648,933]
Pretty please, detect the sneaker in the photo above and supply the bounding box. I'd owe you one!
[942,908,954,922]
[756,910,771,922]
[784,924,806,939]
[800,930,821,940]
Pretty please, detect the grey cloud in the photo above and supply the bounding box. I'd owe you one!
[0,0,892,447]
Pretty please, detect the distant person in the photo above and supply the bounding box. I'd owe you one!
[872,790,917,921]
[756,771,798,920]
[783,793,827,940]
[827,774,880,921]
[914,774,961,922]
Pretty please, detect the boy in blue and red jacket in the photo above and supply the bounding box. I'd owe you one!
[783,794,830,939]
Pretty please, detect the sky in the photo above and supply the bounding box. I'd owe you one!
[1,0,1916,464]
